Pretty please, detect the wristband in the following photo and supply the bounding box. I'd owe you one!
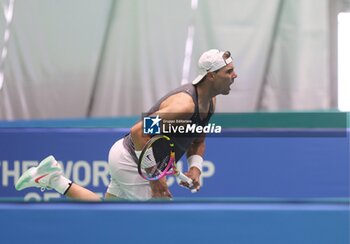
[187,155,203,173]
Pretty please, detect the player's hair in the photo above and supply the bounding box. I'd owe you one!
[223,51,231,60]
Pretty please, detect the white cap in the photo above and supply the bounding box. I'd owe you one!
[192,49,233,85]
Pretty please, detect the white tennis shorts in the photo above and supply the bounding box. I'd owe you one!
[106,138,152,200]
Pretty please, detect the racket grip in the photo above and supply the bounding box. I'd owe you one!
[177,172,198,193]
[177,172,193,187]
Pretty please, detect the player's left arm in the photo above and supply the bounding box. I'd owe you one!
[183,133,205,190]
[184,97,216,190]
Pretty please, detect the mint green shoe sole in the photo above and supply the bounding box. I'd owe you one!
[15,155,60,191]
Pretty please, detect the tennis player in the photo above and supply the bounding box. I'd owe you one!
[15,49,237,201]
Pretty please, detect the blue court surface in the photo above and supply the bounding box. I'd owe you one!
[0,199,349,244]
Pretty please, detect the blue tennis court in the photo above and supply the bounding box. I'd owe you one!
[0,199,348,244]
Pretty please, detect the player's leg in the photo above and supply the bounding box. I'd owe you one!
[15,155,101,201]
[65,183,101,201]
[106,138,152,200]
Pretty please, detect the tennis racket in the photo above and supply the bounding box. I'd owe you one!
[138,135,197,193]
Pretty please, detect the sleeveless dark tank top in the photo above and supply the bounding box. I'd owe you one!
[123,83,214,163]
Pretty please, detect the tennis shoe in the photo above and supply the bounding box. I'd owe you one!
[15,155,62,192]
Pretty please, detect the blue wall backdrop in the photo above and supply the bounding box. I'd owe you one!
[0,113,349,244]
[0,113,349,201]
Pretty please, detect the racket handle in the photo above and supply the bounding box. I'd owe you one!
[177,172,193,186]
[177,172,198,193]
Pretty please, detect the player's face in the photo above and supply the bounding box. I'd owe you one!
[213,63,237,95]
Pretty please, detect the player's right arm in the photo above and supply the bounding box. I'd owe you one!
[130,92,195,199]
[130,92,195,150]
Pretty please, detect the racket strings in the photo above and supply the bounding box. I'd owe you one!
[144,156,169,179]
[140,137,174,180]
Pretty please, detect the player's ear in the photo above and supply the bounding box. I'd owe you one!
[206,72,216,80]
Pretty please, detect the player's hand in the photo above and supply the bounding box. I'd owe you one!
[182,167,201,191]
[150,177,172,199]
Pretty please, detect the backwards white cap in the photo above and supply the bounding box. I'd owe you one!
[192,49,233,85]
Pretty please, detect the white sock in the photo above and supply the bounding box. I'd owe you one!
[50,174,72,195]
